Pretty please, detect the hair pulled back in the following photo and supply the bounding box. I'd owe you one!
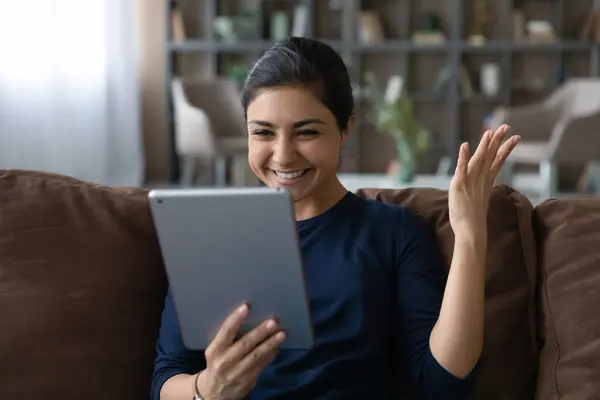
[241,37,354,131]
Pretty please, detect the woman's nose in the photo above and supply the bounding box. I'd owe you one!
[271,137,297,166]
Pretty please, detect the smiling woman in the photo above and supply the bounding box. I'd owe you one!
[152,37,519,400]
[245,88,351,220]
[241,39,355,221]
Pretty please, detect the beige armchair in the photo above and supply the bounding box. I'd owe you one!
[489,78,600,199]
[171,77,248,186]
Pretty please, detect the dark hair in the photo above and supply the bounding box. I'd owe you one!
[241,37,354,131]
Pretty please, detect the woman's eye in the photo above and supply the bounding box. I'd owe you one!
[252,129,273,136]
[297,129,319,136]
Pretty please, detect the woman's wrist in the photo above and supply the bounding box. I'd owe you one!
[454,224,486,245]
[193,370,209,400]
[453,231,487,265]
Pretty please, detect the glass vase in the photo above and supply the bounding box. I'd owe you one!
[395,139,416,184]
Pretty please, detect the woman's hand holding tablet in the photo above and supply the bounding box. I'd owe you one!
[194,303,287,400]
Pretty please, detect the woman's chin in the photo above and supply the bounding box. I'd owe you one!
[268,171,318,202]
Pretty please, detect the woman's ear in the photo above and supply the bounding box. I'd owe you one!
[341,113,356,146]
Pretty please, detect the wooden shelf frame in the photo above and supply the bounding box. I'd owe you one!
[164,0,600,181]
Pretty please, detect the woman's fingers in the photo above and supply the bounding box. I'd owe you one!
[224,318,281,365]
[453,125,519,188]
[453,142,470,185]
[208,303,250,355]
[230,330,286,378]
[485,125,509,169]
[490,135,521,176]
[468,130,492,170]
[463,125,512,180]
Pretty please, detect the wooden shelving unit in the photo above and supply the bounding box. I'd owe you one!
[164,0,600,182]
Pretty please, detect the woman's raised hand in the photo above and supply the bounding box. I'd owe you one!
[195,304,286,400]
[448,124,520,240]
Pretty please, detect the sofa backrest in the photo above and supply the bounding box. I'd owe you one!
[0,170,167,399]
[0,169,556,399]
[357,185,539,399]
[533,196,600,399]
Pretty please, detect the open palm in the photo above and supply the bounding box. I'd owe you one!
[449,124,521,238]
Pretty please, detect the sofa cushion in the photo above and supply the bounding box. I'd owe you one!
[534,197,600,400]
[0,170,167,399]
[357,185,539,400]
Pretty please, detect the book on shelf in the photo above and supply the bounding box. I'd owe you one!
[580,11,600,43]
[171,7,186,43]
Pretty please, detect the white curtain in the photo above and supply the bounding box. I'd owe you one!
[0,0,144,186]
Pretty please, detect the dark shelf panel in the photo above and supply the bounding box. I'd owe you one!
[169,39,344,53]
[170,40,273,53]
[351,41,448,53]
[170,40,448,54]
[461,40,597,53]
[170,40,597,54]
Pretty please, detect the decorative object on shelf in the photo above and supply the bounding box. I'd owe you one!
[526,20,556,42]
[431,65,474,99]
[326,0,343,41]
[170,5,187,43]
[214,17,236,42]
[270,11,289,41]
[459,66,475,98]
[480,63,500,98]
[356,72,431,183]
[580,9,600,43]
[358,11,384,44]
[291,4,308,37]
[412,11,446,44]
[432,66,453,97]
[512,9,526,41]
[214,14,259,42]
[468,0,488,46]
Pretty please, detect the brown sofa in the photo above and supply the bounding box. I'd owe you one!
[0,169,598,400]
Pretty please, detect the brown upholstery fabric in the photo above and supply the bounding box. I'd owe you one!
[357,185,539,399]
[534,197,600,400]
[0,170,167,399]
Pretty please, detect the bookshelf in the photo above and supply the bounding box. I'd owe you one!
[164,0,600,183]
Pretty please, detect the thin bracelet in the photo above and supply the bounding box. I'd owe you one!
[193,372,204,400]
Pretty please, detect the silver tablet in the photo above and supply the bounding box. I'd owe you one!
[148,187,314,350]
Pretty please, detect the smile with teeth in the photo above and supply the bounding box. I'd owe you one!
[273,169,309,179]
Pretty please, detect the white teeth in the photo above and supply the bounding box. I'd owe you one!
[274,170,308,179]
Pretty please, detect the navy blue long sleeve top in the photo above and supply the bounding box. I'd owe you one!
[151,192,474,399]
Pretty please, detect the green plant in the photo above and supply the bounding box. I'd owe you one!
[357,71,431,174]
[227,64,248,88]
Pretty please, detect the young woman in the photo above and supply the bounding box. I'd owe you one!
[151,37,520,400]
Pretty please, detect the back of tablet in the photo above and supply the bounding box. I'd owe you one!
[148,187,314,350]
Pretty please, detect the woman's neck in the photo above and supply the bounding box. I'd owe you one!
[294,177,348,221]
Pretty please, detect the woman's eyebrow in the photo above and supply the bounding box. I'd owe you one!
[247,119,326,128]
[293,119,326,128]
[247,120,274,127]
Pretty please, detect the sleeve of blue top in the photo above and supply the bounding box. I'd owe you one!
[394,207,476,400]
[150,290,206,400]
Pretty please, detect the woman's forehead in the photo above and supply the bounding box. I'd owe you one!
[246,87,333,125]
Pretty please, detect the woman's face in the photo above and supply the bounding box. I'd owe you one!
[246,85,349,203]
